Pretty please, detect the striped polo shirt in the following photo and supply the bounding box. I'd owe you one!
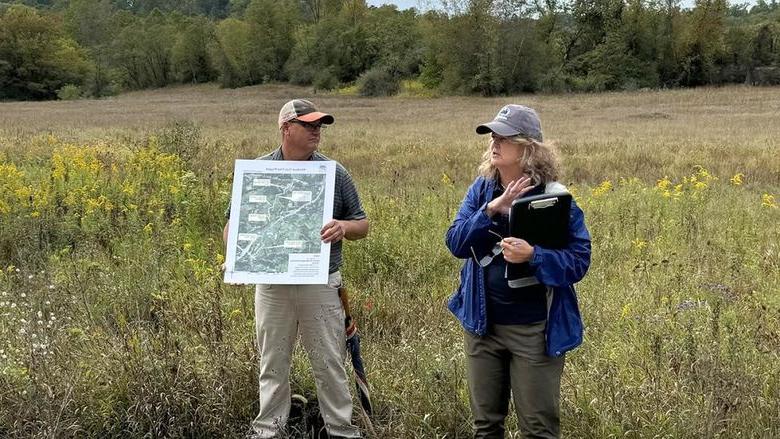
[226,146,366,274]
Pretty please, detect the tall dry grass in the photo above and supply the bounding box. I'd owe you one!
[0,84,778,438]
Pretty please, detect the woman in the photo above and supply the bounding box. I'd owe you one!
[445,104,591,438]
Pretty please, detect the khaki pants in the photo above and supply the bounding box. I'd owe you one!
[251,272,360,438]
[464,322,565,439]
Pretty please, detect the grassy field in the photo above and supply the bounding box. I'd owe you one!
[0,84,778,438]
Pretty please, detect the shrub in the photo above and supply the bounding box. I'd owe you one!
[56,84,82,100]
[312,68,339,91]
[357,67,400,97]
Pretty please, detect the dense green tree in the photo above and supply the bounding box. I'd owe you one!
[364,5,423,78]
[417,10,447,88]
[422,0,501,95]
[752,23,778,66]
[171,16,216,83]
[285,0,374,86]
[243,0,299,81]
[209,17,253,87]
[64,0,118,47]
[297,0,346,22]
[170,16,216,83]
[111,10,176,88]
[721,23,752,82]
[63,0,122,96]
[678,0,729,86]
[492,16,556,93]
[209,0,298,87]
[566,0,658,91]
[0,4,90,99]
[564,0,624,70]
[654,0,686,86]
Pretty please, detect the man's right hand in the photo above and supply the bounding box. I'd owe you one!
[485,177,535,217]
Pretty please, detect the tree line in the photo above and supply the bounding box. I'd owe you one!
[1,0,780,100]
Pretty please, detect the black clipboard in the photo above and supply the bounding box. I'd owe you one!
[506,192,572,285]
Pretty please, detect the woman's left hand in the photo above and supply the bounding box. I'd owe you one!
[500,237,534,263]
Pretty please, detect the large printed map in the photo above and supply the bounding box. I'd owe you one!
[224,160,336,284]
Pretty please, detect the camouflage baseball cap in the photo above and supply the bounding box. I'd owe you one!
[476,104,543,142]
[278,99,334,128]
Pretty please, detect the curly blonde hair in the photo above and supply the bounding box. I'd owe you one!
[478,137,561,185]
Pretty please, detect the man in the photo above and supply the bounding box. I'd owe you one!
[224,99,368,438]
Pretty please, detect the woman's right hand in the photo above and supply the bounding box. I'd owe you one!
[485,177,535,217]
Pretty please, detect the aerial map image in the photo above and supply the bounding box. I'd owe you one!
[233,169,327,276]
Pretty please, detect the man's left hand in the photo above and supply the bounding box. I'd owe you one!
[500,237,534,264]
[321,220,346,243]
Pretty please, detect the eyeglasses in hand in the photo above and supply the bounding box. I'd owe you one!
[472,230,504,268]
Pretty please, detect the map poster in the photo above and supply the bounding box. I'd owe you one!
[224,159,336,285]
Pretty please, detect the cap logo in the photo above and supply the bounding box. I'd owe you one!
[497,106,511,120]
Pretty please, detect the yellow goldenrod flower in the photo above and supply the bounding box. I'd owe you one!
[730,173,744,186]
[14,186,32,204]
[694,165,717,183]
[656,176,672,192]
[592,180,613,197]
[51,156,66,181]
[440,172,453,187]
[762,194,778,209]
[122,182,136,196]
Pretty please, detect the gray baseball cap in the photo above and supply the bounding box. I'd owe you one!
[476,104,543,141]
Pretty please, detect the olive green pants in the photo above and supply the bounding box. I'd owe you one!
[464,322,565,439]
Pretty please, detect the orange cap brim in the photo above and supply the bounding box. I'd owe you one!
[297,112,334,124]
